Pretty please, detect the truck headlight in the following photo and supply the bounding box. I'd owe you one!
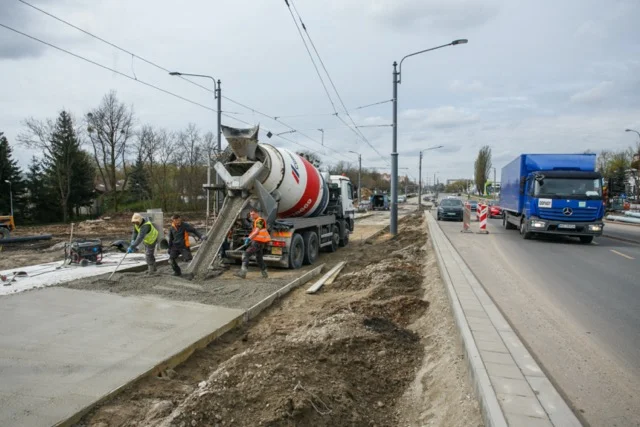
[588,224,602,232]
[530,220,547,228]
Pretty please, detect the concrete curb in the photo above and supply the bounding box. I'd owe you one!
[426,212,582,427]
[426,213,508,427]
[55,264,325,427]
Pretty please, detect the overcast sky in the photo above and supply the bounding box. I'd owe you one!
[1,0,639,184]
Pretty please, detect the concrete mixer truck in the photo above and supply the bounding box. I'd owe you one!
[185,125,355,278]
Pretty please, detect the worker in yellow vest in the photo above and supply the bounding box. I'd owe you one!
[235,208,271,279]
[128,213,159,275]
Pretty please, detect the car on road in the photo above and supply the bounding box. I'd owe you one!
[370,194,390,211]
[437,198,464,221]
[398,195,407,203]
[488,202,502,218]
[469,200,478,212]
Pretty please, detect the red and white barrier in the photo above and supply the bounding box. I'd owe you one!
[477,203,489,234]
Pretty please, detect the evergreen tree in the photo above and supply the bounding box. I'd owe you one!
[69,151,96,218]
[0,132,26,219]
[128,152,151,202]
[44,111,83,222]
[24,157,60,223]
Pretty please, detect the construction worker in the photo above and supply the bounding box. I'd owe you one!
[235,208,270,279]
[128,213,159,275]
[168,214,207,276]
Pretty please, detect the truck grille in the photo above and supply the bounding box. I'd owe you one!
[538,208,597,222]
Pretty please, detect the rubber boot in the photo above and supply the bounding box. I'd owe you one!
[171,261,182,277]
[234,266,248,279]
[261,270,268,279]
[146,264,157,275]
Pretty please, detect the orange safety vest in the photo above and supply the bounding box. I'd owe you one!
[252,217,271,243]
[172,223,190,248]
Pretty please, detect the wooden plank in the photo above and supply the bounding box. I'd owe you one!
[324,262,347,286]
[306,261,346,294]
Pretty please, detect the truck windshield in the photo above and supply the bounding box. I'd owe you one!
[534,178,602,199]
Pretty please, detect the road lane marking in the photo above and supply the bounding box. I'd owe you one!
[610,249,635,260]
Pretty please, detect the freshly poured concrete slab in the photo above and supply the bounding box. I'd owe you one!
[0,287,243,427]
[0,252,170,296]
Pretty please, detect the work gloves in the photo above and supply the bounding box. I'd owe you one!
[244,237,251,246]
[127,246,135,254]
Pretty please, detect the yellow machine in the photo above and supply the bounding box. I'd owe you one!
[0,215,15,239]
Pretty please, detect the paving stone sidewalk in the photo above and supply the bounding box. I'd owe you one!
[426,213,582,427]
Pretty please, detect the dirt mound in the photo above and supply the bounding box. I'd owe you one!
[148,312,422,427]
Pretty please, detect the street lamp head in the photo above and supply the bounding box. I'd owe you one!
[452,39,468,45]
[4,180,9,184]
[169,72,182,76]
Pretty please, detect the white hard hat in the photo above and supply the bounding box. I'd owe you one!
[131,213,143,223]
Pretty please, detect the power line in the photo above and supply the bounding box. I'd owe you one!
[286,0,388,164]
[282,0,337,114]
[16,0,219,96]
[352,99,394,111]
[15,0,350,159]
[0,22,218,113]
[221,113,346,163]
[0,22,355,165]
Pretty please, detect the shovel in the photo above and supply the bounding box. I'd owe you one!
[107,253,128,281]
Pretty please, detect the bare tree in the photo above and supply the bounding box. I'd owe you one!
[474,145,492,195]
[149,129,178,212]
[86,91,135,212]
[176,123,206,210]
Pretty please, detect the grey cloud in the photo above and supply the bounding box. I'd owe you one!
[570,81,613,105]
[367,0,501,30]
[0,0,65,59]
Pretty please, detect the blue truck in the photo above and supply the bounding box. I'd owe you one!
[500,154,605,243]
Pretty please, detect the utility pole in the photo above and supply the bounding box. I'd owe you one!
[390,39,468,235]
[418,151,423,208]
[418,145,443,208]
[391,61,399,235]
[349,151,362,205]
[169,71,222,221]
[216,80,222,216]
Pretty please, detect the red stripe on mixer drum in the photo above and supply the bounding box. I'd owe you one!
[279,156,321,217]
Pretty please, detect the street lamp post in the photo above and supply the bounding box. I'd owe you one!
[418,145,444,208]
[169,72,222,221]
[4,180,13,217]
[348,151,362,205]
[391,39,468,235]
[626,128,640,140]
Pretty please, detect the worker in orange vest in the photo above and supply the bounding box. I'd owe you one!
[235,208,270,279]
[168,214,207,276]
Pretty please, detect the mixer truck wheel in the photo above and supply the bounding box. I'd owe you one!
[302,231,319,265]
[324,225,340,253]
[288,233,305,269]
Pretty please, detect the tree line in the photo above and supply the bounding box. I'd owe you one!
[0,91,219,224]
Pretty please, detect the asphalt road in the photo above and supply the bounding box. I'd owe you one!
[436,212,640,427]
[604,220,640,244]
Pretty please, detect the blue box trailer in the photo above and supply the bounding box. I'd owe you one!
[499,154,605,243]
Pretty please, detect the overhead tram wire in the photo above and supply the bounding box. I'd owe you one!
[16,0,340,156]
[220,113,345,163]
[0,23,353,163]
[287,0,388,164]
[0,23,217,112]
